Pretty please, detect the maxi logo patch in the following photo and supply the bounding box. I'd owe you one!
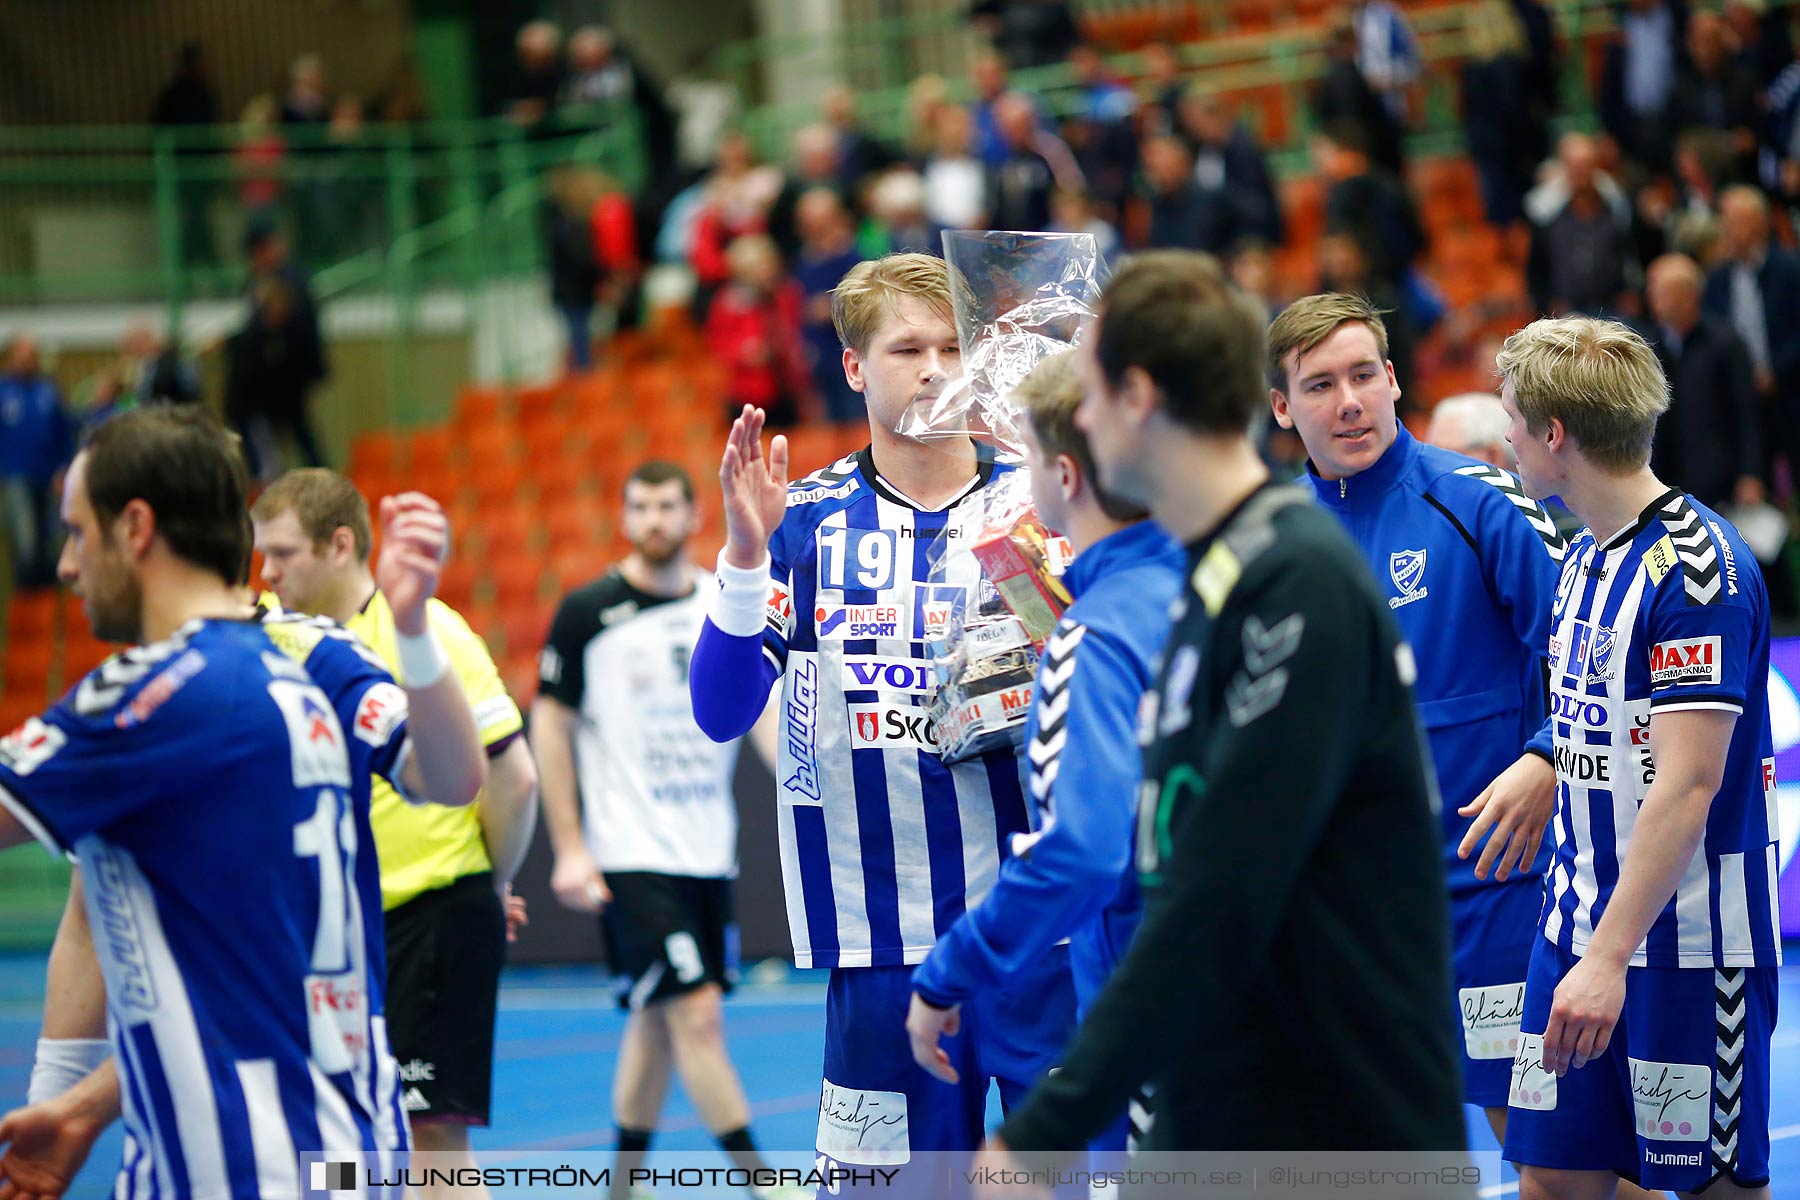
[1388,548,1429,609]
[1649,636,1722,688]
[815,602,906,641]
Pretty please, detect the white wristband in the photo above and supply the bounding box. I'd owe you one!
[395,627,449,688]
[28,1037,110,1104]
[710,551,773,638]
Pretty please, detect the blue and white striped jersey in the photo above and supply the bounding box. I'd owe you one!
[0,619,386,1199]
[1543,490,1781,968]
[702,447,1031,969]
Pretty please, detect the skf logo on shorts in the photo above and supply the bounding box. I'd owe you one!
[310,1160,358,1192]
[848,704,939,751]
[1649,636,1722,687]
[816,604,904,640]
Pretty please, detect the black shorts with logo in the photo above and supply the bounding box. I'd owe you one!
[384,871,507,1125]
[600,872,737,1011]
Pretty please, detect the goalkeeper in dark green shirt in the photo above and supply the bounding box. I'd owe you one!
[987,251,1466,1162]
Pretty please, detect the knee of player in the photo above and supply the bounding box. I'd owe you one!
[663,986,726,1045]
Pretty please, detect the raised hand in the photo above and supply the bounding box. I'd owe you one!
[0,1097,101,1200]
[718,405,789,570]
[376,492,450,637]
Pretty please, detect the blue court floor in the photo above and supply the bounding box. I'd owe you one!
[2,956,1797,1197]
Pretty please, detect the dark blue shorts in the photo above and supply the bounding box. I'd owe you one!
[1450,880,1542,1109]
[1503,936,1777,1193]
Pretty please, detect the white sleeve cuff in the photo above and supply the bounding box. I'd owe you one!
[710,551,773,638]
[28,1038,110,1104]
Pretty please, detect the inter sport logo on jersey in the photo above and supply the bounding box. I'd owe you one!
[816,603,905,640]
[848,704,939,751]
[1650,637,1722,687]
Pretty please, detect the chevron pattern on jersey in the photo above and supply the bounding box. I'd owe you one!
[1659,496,1724,606]
[1713,966,1747,1167]
[1027,620,1086,811]
[1453,463,1568,561]
[792,456,859,491]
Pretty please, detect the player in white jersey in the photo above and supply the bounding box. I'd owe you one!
[1495,317,1779,1199]
[535,460,784,1200]
[690,254,1076,1172]
[0,408,390,1199]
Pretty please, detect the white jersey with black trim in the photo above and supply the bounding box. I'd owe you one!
[539,569,739,877]
[1542,490,1781,968]
[761,447,1031,969]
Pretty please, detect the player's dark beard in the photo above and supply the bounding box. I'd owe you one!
[85,552,144,644]
[633,533,687,567]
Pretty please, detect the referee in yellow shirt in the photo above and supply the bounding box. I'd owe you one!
[252,469,539,1195]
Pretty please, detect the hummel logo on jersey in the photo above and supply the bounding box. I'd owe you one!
[848,704,939,751]
[1388,548,1428,609]
[1650,637,1722,687]
[816,604,904,640]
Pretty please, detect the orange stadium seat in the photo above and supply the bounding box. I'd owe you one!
[515,380,565,429]
[2,638,56,702]
[457,416,523,465]
[0,694,41,735]
[471,498,539,554]
[498,604,553,662]
[454,385,508,430]
[5,590,60,646]
[470,457,531,508]
[550,544,605,592]
[62,633,113,682]
[490,547,549,612]
[544,498,608,550]
[501,652,540,707]
[408,427,455,476]
[437,557,480,612]
[348,430,404,479]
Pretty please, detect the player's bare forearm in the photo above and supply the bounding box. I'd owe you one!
[479,739,539,890]
[1581,709,1735,969]
[528,698,586,859]
[401,672,486,807]
[42,877,105,1041]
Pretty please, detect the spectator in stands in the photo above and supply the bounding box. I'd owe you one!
[316,95,379,261]
[1670,9,1762,183]
[1138,42,1187,135]
[768,124,853,261]
[1511,0,1559,166]
[904,74,952,161]
[1772,61,1800,214]
[1175,84,1284,245]
[704,235,811,427]
[0,334,74,589]
[969,51,1021,168]
[228,277,329,478]
[1139,135,1234,254]
[861,169,937,256]
[1310,12,1405,175]
[1643,252,1765,510]
[1353,0,1421,126]
[1315,120,1424,295]
[1227,238,1282,323]
[152,40,219,268]
[689,132,783,306]
[560,26,677,186]
[1526,132,1640,316]
[821,84,900,191]
[1703,185,1800,494]
[922,105,989,232]
[120,323,202,408]
[1460,0,1541,229]
[1724,0,1795,89]
[791,189,867,422]
[1062,45,1138,214]
[1315,229,1418,401]
[1048,187,1119,266]
[281,53,330,129]
[1524,130,1635,228]
[234,95,285,223]
[1635,127,1733,263]
[277,54,334,263]
[546,167,641,372]
[989,92,1083,231]
[234,219,328,476]
[1599,0,1684,171]
[507,20,565,131]
[970,0,1081,69]
[1425,393,1517,469]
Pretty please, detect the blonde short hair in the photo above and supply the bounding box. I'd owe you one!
[1266,292,1391,393]
[830,253,953,353]
[1495,317,1669,472]
[1013,350,1146,522]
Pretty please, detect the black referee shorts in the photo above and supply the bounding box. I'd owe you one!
[384,871,507,1126]
[600,872,737,1011]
